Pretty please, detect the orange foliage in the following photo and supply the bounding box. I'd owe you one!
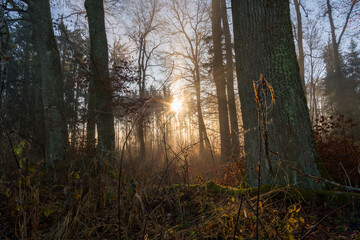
[313,115,360,187]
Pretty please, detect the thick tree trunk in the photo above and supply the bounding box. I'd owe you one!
[85,0,115,161]
[28,0,66,163]
[211,0,232,162]
[221,0,239,149]
[31,30,46,160]
[231,0,325,189]
[294,0,306,93]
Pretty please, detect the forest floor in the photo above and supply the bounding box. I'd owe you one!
[0,158,360,240]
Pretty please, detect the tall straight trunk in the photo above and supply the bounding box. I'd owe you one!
[194,65,210,156]
[85,0,115,161]
[195,80,206,155]
[28,0,66,163]
[312,82,318,122]
[326,0,356,114]
[137,38,146,160]
[294,0,306,93]
[19,42,30,137]
[220,0,239,148]
[31,29,46,159]
[71,70,80,147]
[231,0,326,189]
[326,0,346,114]
[212,0,232,162]
[87,79,96,148]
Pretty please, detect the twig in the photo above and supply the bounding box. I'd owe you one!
[290,166,360,193]
[233,194,244,239]
[243,195,271,239]
[300,197,360,240]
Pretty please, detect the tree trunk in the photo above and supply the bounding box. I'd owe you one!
[294,0,306,93]
[212,0,232,162]
[221,0,239,149]
[137,38,146,160]
[231,0,326,189]
[31,29,46,160]
[86,78,96,148]
[326,0,346,114]
[195,78,207,156]
[28,0,66,163]
[85,0,115,161]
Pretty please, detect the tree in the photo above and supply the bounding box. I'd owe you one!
[27,0,66,163]
[304,19,325,123]
[167,0,212,156]
[211,0,231,162]
[343,40,360,122]
[325,0,358,115]
[85,0,115,161]
[220,0,239,150]
[231,0,325,188]
[127,0,164,160]
[293,0,306,93]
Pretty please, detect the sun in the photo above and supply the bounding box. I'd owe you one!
[171,97,183,113]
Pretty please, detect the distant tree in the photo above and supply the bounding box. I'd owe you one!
[57,21,89,148]
[126,0,164,160]
[325,0,358,115]
[232,0,326,188]
[293,0,306,93]
[343,40,360,121]
[167,0,212,156]
[303,19,325,123]
[85,0,115,161]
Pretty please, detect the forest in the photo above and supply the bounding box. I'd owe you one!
[0,0,360,239]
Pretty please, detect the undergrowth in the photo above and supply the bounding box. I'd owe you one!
[1,120,360,239]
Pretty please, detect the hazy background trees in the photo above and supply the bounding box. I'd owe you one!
[0,0,359,187]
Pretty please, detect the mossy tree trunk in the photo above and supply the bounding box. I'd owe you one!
[231,0,325,189]
[85,0,115,162]
[28,0,66,163]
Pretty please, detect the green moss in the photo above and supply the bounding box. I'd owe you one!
[169,182,360,208]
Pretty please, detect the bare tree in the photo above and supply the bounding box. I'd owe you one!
[167,0,212,156]
[293,0,306,93]
[211,0,231,161]
[126,0,164,160]
[325,0,358,115]
[304,20,325,123]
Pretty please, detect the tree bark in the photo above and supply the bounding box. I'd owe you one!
[137,37,146,160]
[86,78,95,148]
[231,0,326,189]
[220,0,239,149]
[195,78,207,155]
[212,0,232,162]
[85,0,115,161]
[28,0,66,163]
